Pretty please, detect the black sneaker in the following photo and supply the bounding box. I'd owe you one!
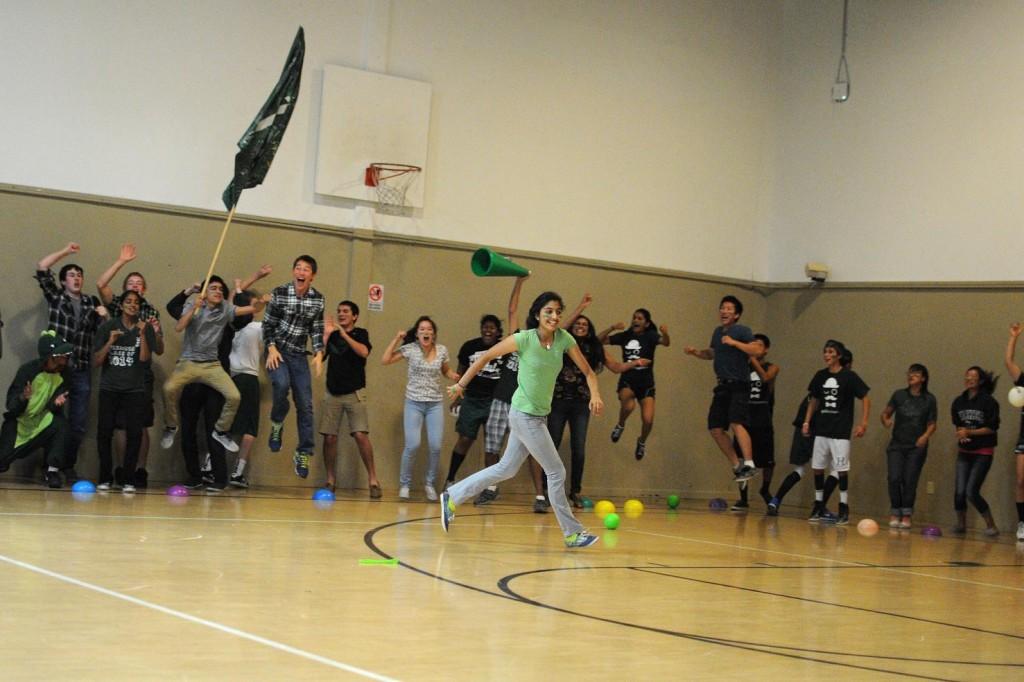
[766,497,780,516]
[611,424,624,443]
[533,497,549,513]
[473,488,499,506]
[45,470,62,489]
[229,474,249,489]
[808,503,824,522]
[183,478,205,490]
[206,484,225,493]
[733,464,757,482]
[201,469,215,485]
[730,499,749,512]
[135,468,148,489]
[635,439,647,461]
[836,504,849,526]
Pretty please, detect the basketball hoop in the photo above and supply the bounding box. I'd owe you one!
[364,163,421,214]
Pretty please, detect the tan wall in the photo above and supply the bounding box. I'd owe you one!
[14,189,1024,532]
[766,287,1022,531]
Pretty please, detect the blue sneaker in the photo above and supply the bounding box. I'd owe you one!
[293,450,311,479]
[268,422,284,453]
[440,491,455,533]
[819,510,839,524]
[766,497,780,516]
[565,531,600,548]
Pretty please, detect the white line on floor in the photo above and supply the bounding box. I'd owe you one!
[0,553,401,681]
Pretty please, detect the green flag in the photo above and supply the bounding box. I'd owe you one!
[222,27,305,211]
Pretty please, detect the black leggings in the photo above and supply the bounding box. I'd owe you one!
[954,451,992,514]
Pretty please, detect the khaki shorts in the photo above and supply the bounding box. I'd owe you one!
[318,390,369,436]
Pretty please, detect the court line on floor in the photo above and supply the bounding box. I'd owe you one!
[0,511,373,525]
[628,528,1024,593]
[0,552,399,681]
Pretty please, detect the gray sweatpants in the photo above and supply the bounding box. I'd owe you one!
[448,407,584,537]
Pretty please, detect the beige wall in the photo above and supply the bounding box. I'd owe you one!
[6,188,1021,531]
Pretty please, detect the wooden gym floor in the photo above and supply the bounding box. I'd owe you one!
[2,482,1023,681]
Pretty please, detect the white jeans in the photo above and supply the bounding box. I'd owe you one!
[448,408,584,537]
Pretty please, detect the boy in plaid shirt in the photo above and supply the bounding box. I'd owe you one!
[263,255,325,479]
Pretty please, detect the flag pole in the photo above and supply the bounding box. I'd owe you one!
[200,205,237,299]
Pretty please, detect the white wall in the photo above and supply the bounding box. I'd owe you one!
[766,0,1024,283]
[1,0,778,281]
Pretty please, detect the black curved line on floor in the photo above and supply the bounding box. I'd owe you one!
[364,515,981,680]
[628,566,1024,644]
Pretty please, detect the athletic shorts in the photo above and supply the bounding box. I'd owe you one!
[707,381,749,430]
[455,394,492,439]
[789,427,813,466]
[115,374,155,429]
[811,436,851,472]
[318,389,369,436]
[484,398,512,454]
[229,373,261,438]
[617,375,656,400]
[735,424,775,468]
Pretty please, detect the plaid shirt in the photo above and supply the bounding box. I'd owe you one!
[35,269,103,370]
[262,282,325,355]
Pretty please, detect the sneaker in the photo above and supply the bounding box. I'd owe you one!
[819,510,839,524]
[733,464,756,482]
[212,429,239,453]
[898,517,912,530]
[440,491,454,532]
[160,426,178,449]
[268,422,284,453]
[293,451,311,479]
[206,484,225,493]
[122,483,136,494]
[889,516,900,528]
[474,488,499,506]
[229,474,249,489]
[399,485,410,500]
[425,485,438,501]
[984,526,999,537]
[1017,521,1024,541]
[952,524,967,534]
[611,423,624,443]
[635,439,646,461]
[135,469,148,489]
[731,499,749,512]
[766,497,780,516]
[565,531,600,548]
[201,470,215,485]
[183,478,205,490]
[533,497,549,514]
[836,507,849,526]
[97,481,113,491]
[570,492,584,509]
[808,503,824,522]
[369,484,382,499]
[45,470,62,489]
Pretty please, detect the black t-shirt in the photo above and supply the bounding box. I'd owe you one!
[951,390,1000,452]
[325,328,371,396]
[553,354,590,402]
[747,362,775,429]
[807,367,870,439]
[93,318,157,393]
[492,334,520,404]
[609,327,660,376]
[458,337,501,398]
[887,388,938,447]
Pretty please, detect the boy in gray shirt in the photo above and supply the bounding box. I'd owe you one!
[160,276,264,453]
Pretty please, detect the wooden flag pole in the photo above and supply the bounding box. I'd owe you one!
[200,205,237,299]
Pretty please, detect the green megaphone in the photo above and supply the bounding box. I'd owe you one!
[470,248,530,277]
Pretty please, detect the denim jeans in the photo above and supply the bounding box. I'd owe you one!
[548,399,590,494]
[269,350,314,452]
[886,444,928,516]
[400,399,444,487]
[64,367,91,469]
[954,451,992,514]
[450,408,585,537]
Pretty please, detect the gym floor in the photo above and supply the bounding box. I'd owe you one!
[2,483,1022,680]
